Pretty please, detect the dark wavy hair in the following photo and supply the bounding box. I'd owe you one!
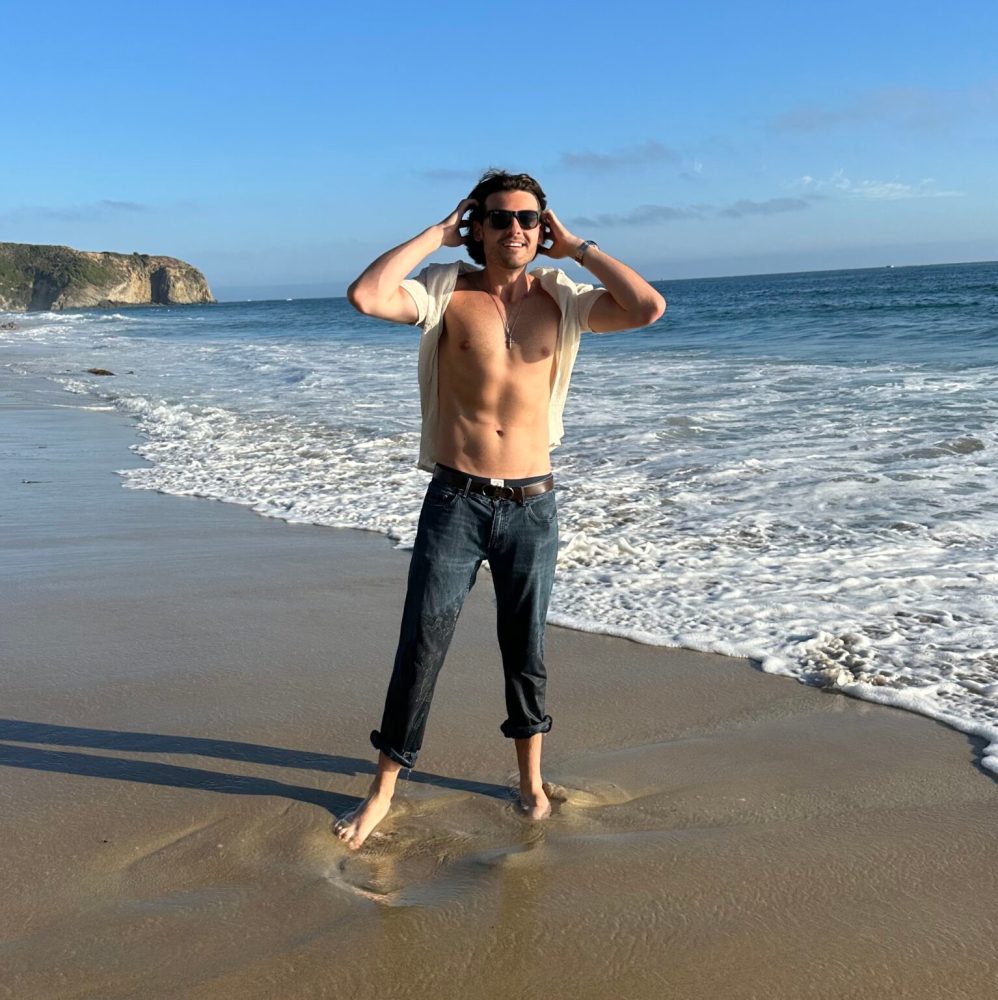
[464,168,547,266]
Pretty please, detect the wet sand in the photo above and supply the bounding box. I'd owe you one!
[2,374,996,999]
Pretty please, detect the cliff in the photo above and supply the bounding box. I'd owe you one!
[0,242,215,311]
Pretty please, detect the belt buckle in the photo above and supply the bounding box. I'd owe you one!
[483,483,515,500]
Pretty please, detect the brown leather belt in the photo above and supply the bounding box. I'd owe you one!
[433,465,555,502]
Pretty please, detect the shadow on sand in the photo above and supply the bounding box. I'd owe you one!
[0,718,511,816]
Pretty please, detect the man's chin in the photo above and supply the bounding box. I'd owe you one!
[495,248,534,268]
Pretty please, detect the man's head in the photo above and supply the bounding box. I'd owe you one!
[465,169,548,267]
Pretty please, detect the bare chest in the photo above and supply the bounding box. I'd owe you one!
[440,287,562,368]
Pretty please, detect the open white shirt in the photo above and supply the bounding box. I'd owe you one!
[401,261,607,471]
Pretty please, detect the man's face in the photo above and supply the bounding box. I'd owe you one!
[474,190,543,269]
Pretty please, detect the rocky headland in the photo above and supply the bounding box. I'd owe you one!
[0,242,214,311]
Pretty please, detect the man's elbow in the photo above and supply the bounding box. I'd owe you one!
[636,292,666,328]
[346,280,376,316]
[346,280,365,314]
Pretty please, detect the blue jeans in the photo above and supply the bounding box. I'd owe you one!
[370,466,559,768]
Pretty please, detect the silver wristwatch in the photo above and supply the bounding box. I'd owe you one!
[574,239,598,265]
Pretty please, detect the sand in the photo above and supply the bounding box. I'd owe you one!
[2,373,996,1000]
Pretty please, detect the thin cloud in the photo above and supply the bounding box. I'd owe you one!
[771,80,998,134]
[570,204,704,228]
[570,197,809,228]
[98,199,147,213]
[772,103,867,133]
[679,159,705,181]
[560,140,681,172]
[719,198,810,218]
[0,199,149,224]
[797,171,963,200]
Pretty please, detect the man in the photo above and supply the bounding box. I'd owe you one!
[337,169,664,849]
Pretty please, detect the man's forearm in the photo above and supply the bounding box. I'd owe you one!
[347,224,445,315]
[578,245,665,326]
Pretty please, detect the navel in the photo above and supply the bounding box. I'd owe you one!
[496,429,504,437]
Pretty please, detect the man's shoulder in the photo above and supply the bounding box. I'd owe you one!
[529,267,607,335]
[414,260,478,289]
[406,262,484,329]
[530,266,600,298]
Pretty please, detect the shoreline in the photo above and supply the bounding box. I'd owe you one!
[2,369,996,999]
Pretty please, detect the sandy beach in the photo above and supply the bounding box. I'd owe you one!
[2,372,996,1000]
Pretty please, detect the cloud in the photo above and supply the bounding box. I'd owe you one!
[570,203,704,227]
[771,80,998,134]
[679,159,705,181]
[98,199,147,213]
[0,199,150,224]
[718,198,810,218]
[560,140,681,172]
[797,171,963,200]
[571,196,812,228]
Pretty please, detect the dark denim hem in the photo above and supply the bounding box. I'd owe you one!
[370,730,417,768]
[499,715,553,739]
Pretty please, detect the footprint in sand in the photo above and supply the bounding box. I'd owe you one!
[543,778,634,809]
[332,852,403,900]
[325,781,636,904]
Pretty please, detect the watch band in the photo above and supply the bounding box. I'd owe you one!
[574,239,598,265]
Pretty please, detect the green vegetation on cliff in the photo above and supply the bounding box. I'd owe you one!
[0,242,214,311]
[0,244,118,309]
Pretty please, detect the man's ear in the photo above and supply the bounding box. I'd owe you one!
[471,219,483,242]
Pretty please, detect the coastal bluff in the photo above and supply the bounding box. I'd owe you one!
[0,242,214,311]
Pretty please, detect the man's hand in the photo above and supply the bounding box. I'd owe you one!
[347,197,480,324]
[537,209,582,260]
[537,207,665,331]
[439,198,478,248]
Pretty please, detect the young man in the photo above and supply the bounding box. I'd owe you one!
[337,169,664,849]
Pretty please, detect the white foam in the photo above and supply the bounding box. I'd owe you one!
[11,298,997,775]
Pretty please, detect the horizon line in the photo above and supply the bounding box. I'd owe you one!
[211,257,997,304]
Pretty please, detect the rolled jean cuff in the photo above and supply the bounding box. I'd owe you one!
[499,715,553,740]
[370,730,417,768]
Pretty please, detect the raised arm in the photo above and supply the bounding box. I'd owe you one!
[347,198,477,324]
[540,210,665,332]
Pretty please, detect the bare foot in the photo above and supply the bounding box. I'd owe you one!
[518,784,551,821]
[333,791,393,850]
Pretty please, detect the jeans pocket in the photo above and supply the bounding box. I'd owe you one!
[525,491,558,525]
[425,480,460,509]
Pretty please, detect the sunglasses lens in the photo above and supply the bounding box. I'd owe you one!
[487,210,541,229]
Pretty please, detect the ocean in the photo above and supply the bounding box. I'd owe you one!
[4,261,997,773]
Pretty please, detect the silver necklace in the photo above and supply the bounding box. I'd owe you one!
[482,280,528,349]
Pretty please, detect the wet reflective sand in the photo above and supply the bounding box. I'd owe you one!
[3,377,996,999]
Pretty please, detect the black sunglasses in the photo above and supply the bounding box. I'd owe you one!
[484,209,542,230]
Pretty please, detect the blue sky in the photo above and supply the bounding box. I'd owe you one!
[3,0,996,298]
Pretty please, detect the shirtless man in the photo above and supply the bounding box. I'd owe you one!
[337,169,664,849]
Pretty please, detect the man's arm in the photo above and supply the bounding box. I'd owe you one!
[347,198,476,324]
[540,210,665,332]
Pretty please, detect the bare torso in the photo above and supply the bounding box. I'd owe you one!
[436,272,562,479]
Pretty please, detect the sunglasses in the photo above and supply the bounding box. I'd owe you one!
[483,209,542,230]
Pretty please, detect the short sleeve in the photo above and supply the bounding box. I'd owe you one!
[576,285,607,333]
[401,272,430,327]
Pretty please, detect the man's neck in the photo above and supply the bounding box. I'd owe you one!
[477,263,530,301]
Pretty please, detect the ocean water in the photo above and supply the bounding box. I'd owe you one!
[4,262,997,772]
